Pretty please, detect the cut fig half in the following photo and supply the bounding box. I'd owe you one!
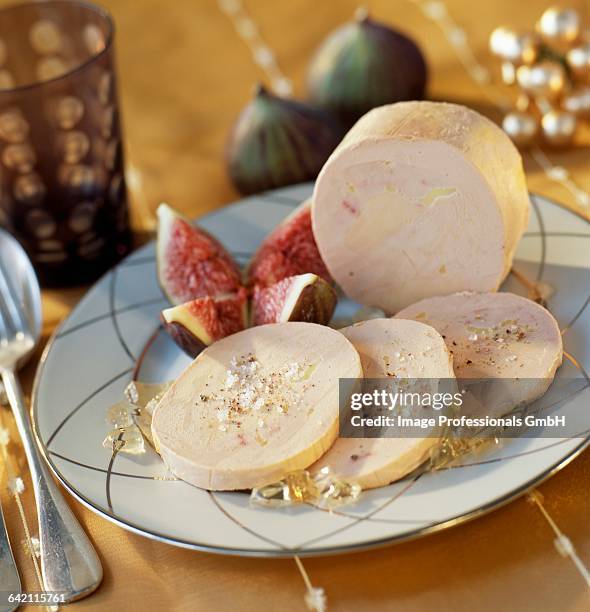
[247,200,332,288]
[157,203,242,305]
[161,288,248,357]
[252,273,337,326]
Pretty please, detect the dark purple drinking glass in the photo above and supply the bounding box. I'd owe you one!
[0,0,130,286]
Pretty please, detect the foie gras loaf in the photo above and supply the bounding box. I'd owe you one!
[151,322,362,490]
[396,292,563,415]
[311,319,455,490]
[312,101,531,313]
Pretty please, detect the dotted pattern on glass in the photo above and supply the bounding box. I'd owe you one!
[0,6,129,282]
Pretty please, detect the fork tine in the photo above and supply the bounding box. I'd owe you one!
[0,258,29,335]
[0,289,8,344]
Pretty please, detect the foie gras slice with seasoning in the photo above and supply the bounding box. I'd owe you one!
[151,322,362,491]
[395,292,563,416]
[311,318,455,490]
[312,101,530,314]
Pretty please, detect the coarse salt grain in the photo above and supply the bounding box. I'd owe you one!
[240,362,257,376]
[285,362,300,379]
[225,371,239,388]
[239,386,254,407]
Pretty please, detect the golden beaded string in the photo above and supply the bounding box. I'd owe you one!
[412,0,590,210]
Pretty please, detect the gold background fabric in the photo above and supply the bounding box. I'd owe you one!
[1,0,589,610]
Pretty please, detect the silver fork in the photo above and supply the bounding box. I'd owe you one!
[0,468,20,612]
[0,231,102,602]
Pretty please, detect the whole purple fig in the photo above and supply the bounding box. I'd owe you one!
[226,85,342,195]
[307,9,428,128]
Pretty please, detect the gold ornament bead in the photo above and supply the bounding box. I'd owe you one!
[537,7,580,48]
[562,86,590,116]
[567,42,590,78]
[489,27,537,64]
[541,110,577,146]
[489,26,511,55]
[515,92,531,112]
[516,61,565,99]
[502,111,538,147]
[501,61,516,85]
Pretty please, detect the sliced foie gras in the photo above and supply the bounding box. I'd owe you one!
[312,101,530,313]
[395,292,563,416]
[151,322,362,490]
[311,319,455,490]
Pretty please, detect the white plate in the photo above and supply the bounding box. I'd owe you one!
[32,184,590,557]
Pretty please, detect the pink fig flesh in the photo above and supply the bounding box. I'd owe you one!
[252,273,337,326]
[161,289,248,357]
[157,204,242,305]
[247,200,331,288]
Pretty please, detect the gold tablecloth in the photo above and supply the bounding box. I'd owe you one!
[2,0,590,610]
